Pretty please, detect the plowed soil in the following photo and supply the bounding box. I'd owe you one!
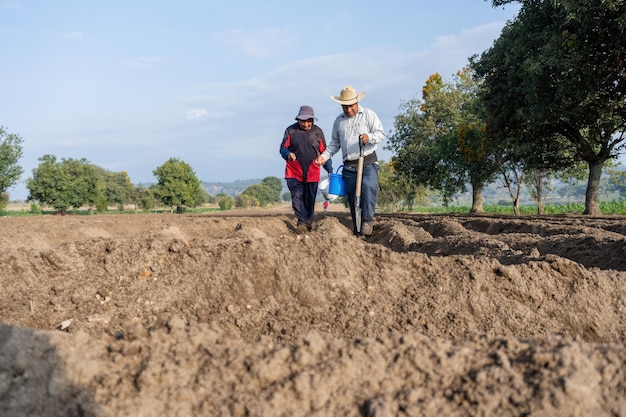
[1,205,626,416]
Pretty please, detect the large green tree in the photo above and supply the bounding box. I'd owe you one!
[152,157,201,212]
[27,155,99,213]
[388,74,463,208]
[473,0,626,215]
[0,126,24,196]
[388,69,499,212]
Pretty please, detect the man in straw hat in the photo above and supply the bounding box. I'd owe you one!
[316,85,385,236]
[280,105,333,234]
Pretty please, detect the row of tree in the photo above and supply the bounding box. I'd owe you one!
[386,0,626,215]
[0,131,284,213]
[24,155,208,213]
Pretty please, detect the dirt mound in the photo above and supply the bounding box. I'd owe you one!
[1,209,626,416]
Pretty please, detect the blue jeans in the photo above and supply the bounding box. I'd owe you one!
[342,163,379,232]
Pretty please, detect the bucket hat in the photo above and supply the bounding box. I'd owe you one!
[330,85,366,105]
[295,105,317,121]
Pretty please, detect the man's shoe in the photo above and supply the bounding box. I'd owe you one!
[362,221,373,236]
[295,224,308,234]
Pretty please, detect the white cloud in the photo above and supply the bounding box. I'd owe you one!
[431,22,506,53]
[185,108,208,120]
[214,28,295,59]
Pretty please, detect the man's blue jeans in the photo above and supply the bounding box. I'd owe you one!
[342,163,379,233]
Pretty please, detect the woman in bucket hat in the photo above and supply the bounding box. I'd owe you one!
[316,85,385,236]
[280,105,333,234]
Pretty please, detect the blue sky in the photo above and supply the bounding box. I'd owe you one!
[1,0,520,200]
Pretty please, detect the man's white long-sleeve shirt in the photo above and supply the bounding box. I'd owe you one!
[321,105,385,163]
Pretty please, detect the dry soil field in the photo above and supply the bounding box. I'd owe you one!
[1,205,626,416]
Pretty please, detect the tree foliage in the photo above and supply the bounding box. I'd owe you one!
[152,157,201,212]
[26,155,137,213]
[235,193,254,208]
[242,176,282,207]
[135,185,157,211]
[27,155,94,213]
[0,126,24,196]
[473,0,626,214]
[387,69,498,212]
[217,193,234,210]
[0,192,8,211]
[102,170,135,207]
[260,176,283,197]
[377,159,428,212]
[242,185,275,207]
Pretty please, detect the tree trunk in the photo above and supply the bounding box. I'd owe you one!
[513,198,520,216]
[535,176,545,215]
[532,169,545,215]
[583,159,603,215]
[470,182,484,213]
[406,193,414,212]
[536,197,544,215]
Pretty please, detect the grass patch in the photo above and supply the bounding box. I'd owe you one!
[0,206,223,217]
[409,200,626,215]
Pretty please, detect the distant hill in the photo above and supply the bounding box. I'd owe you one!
[201,179,259,197]
[137,178,286,198]
[202,179,287,197]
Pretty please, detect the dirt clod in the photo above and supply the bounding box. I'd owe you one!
[1,207,626,416]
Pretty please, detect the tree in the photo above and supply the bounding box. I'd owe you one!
[0,192,8,211]
[387,74,462,208]
[242,183,277,207]
[135,185,157,212]
[377,159,428,212]
[524,169,549,215]
[376,160,404,212]
[195,187,210,207]
[217,194,234,210]
[0,126,24,196]
[152,158,202,212]
[65,158,100,210]
[607,168,626,200]
[474,0,626,215]
[27,156,101,213]
[260,176,283,199]
[242,176,282,207]
[103,170,135,208]
[27,155,67,213]
[497,156,525,215]
[236,193,254,208]
[387,69,499,212]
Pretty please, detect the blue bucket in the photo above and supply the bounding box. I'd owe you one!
[328,165,346,196]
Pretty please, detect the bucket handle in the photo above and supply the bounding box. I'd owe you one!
[336,165,343,174]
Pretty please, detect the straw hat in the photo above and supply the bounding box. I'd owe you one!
[330,85,366,105]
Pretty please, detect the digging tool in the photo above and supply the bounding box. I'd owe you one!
[355,136,365,234]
